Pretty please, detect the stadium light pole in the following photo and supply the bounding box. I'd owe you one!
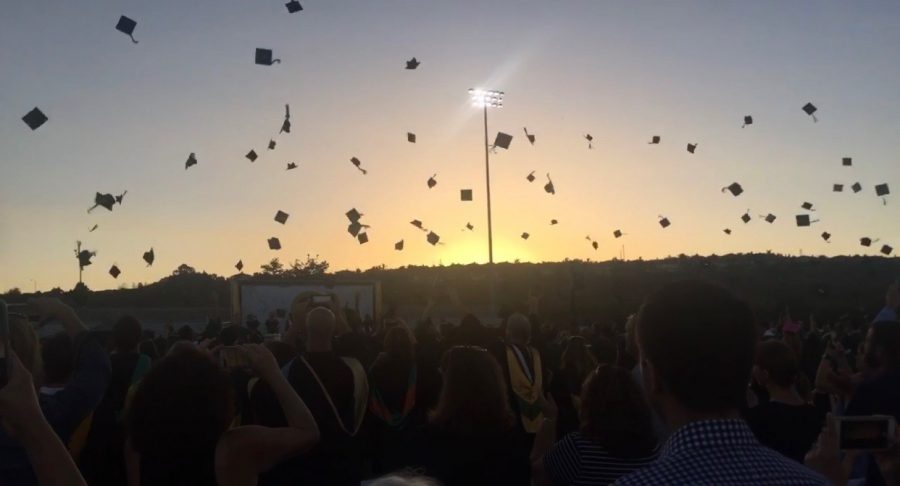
[468,88,504,264]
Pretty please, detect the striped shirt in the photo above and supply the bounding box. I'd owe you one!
[544,431,660,486]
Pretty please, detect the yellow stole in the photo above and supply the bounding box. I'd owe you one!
[505,345,544,433]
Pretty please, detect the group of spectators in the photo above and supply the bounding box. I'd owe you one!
[1,280,900,485]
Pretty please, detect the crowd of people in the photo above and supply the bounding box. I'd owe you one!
[2,280,900,485]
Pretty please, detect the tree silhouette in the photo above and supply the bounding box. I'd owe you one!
[259,258,285,276]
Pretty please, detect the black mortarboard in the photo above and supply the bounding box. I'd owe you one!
[614,230,623,238]
[592,241,599,250]
[407,132,416,143]
[544,174,555,195]
[521,232,530,240]
[526,171,536,183]
[741,212,752,223]
[274,210,289,224]
[346,208,362,222]
[584,134,593,149]
[550,219,558,225]
[348,222,363,237]
[659,216,671,228]
[427,231,440,246]
[286,162,297,170]
[22,108,48,130]
[88,193,116,213]
[268,140,276,150]
[77,248,95,269]
[411,220,425,231]
[763,213,777,223]
[350,157,367,174]
[852,182,862,193]
[742,115,753,128]
[115,191,127,205]
[842,157,852,167]
[185,153,197,170]
[460,189,473,201]
[116,16,139,43]
[882,245,893,256]
[524,128,535,145]
[875,183,890,197]
[801,201,814,211]
[821,232,831,242]
[143,248,155,266]
[860,237,873,247]
[109,265,121,278]
[723,182,743,197]
[687,143,697,154]
[406,57,420,69]
[395,240,404,251]
[724,228,732,235]
[833,184,844,192]
[795,214,818,227]
[268,237,281,250]
[89,224,98,232]
[255,48,281,66]
[649,135,660,144]
[465,223,474,231]
[246,150,258,162]
[235,260,243,271]
[357,232,369,244]
[493,132,512,150]
[285,0,303,13]
[427,175,437,189]
[280,104,291,134]
[802,102,818,122]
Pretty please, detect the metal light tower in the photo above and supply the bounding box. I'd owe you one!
[468,88,504,264]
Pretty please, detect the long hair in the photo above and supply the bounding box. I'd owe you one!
[560,336,596,385]
[429,346,514,434]
[580,365,657,458]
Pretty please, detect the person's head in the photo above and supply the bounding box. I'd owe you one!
[590,336,618,366]
[753,340,800,390]
[430,346,514,434]
[580,364,657,457]
[560,336,597,381]
[863,321,900,371]
[113,315,143,352]
[176,325,195,342]
[505,313,531,345]
[306,307,336,351]
[636,281,756,417]
[127,346,235,465]
[40,332,73,386]
[384,324,415,362]
[218,324,240,346]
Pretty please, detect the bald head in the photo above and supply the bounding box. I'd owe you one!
[506,313,531,345]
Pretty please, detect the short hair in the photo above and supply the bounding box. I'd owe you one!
[755,340,800,387]
[636,281,756,413]
[505,313,531,344]
[580,365,657,457]
[41,332,74,384]
[127,346,235,464]
[113,315,143,351]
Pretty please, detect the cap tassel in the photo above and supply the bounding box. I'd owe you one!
[129,34,138,44]
[811,114,818,123]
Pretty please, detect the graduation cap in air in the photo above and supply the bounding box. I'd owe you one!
[795,215,819,227]
[852,182,862,193]
[274,210,289,224]
[427,175,437,189]
[521,232,530,240]
[76,247,95,269]
[426,231,440,246]
[724,229,732,235]
[614,230,623,238]
[842,157,852,167]
[742,115,753,128]
[526,171,536,183]
[280,104,291,134]
[882,245,893,256]
[762,213,777,223]
[658,216,671,228]
[460,189,473,201]
[411,220,426,231]
[544,174,555,195]
[592,240,599,250]
[347,222,365,237]
[89,224,98,232]
[801,202,815,211]
[406,57,420,69]
[357,232,369,244]
[143,248,155,266]
[524,128,535,145]
[246,150,258,162]
[88,193,116,213]
[492,132,512,151]
[802,102,818,122]
[407,132,416,143]
[116,16,139,43]
[268,140,276,150]
[235,260,244,271]
[346,208,362,223]
[109,265,121,278]
[833,184,844,193]
[687,143,697,154]
[723,182,743,197]
[465,223,474,231]
[875,183,890,204]
[185,153,197,170]
[741,212,752,224]
[268,237,281,250]
[550,219,558,225]
[255,48,280,65]
[821,232,831,242]
[22,108,48,131]
[285,0,302,13]
[860,237,878,247]
[115,191,127,205]
[350,157,367,174]
[649,135,661,144]
[584,134,594,149]
[286,162,297,170]
[394,240,404,251]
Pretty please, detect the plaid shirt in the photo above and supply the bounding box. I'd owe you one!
[614,419,828,485]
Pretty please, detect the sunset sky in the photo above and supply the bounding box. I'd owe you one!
[2,1,899,292]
